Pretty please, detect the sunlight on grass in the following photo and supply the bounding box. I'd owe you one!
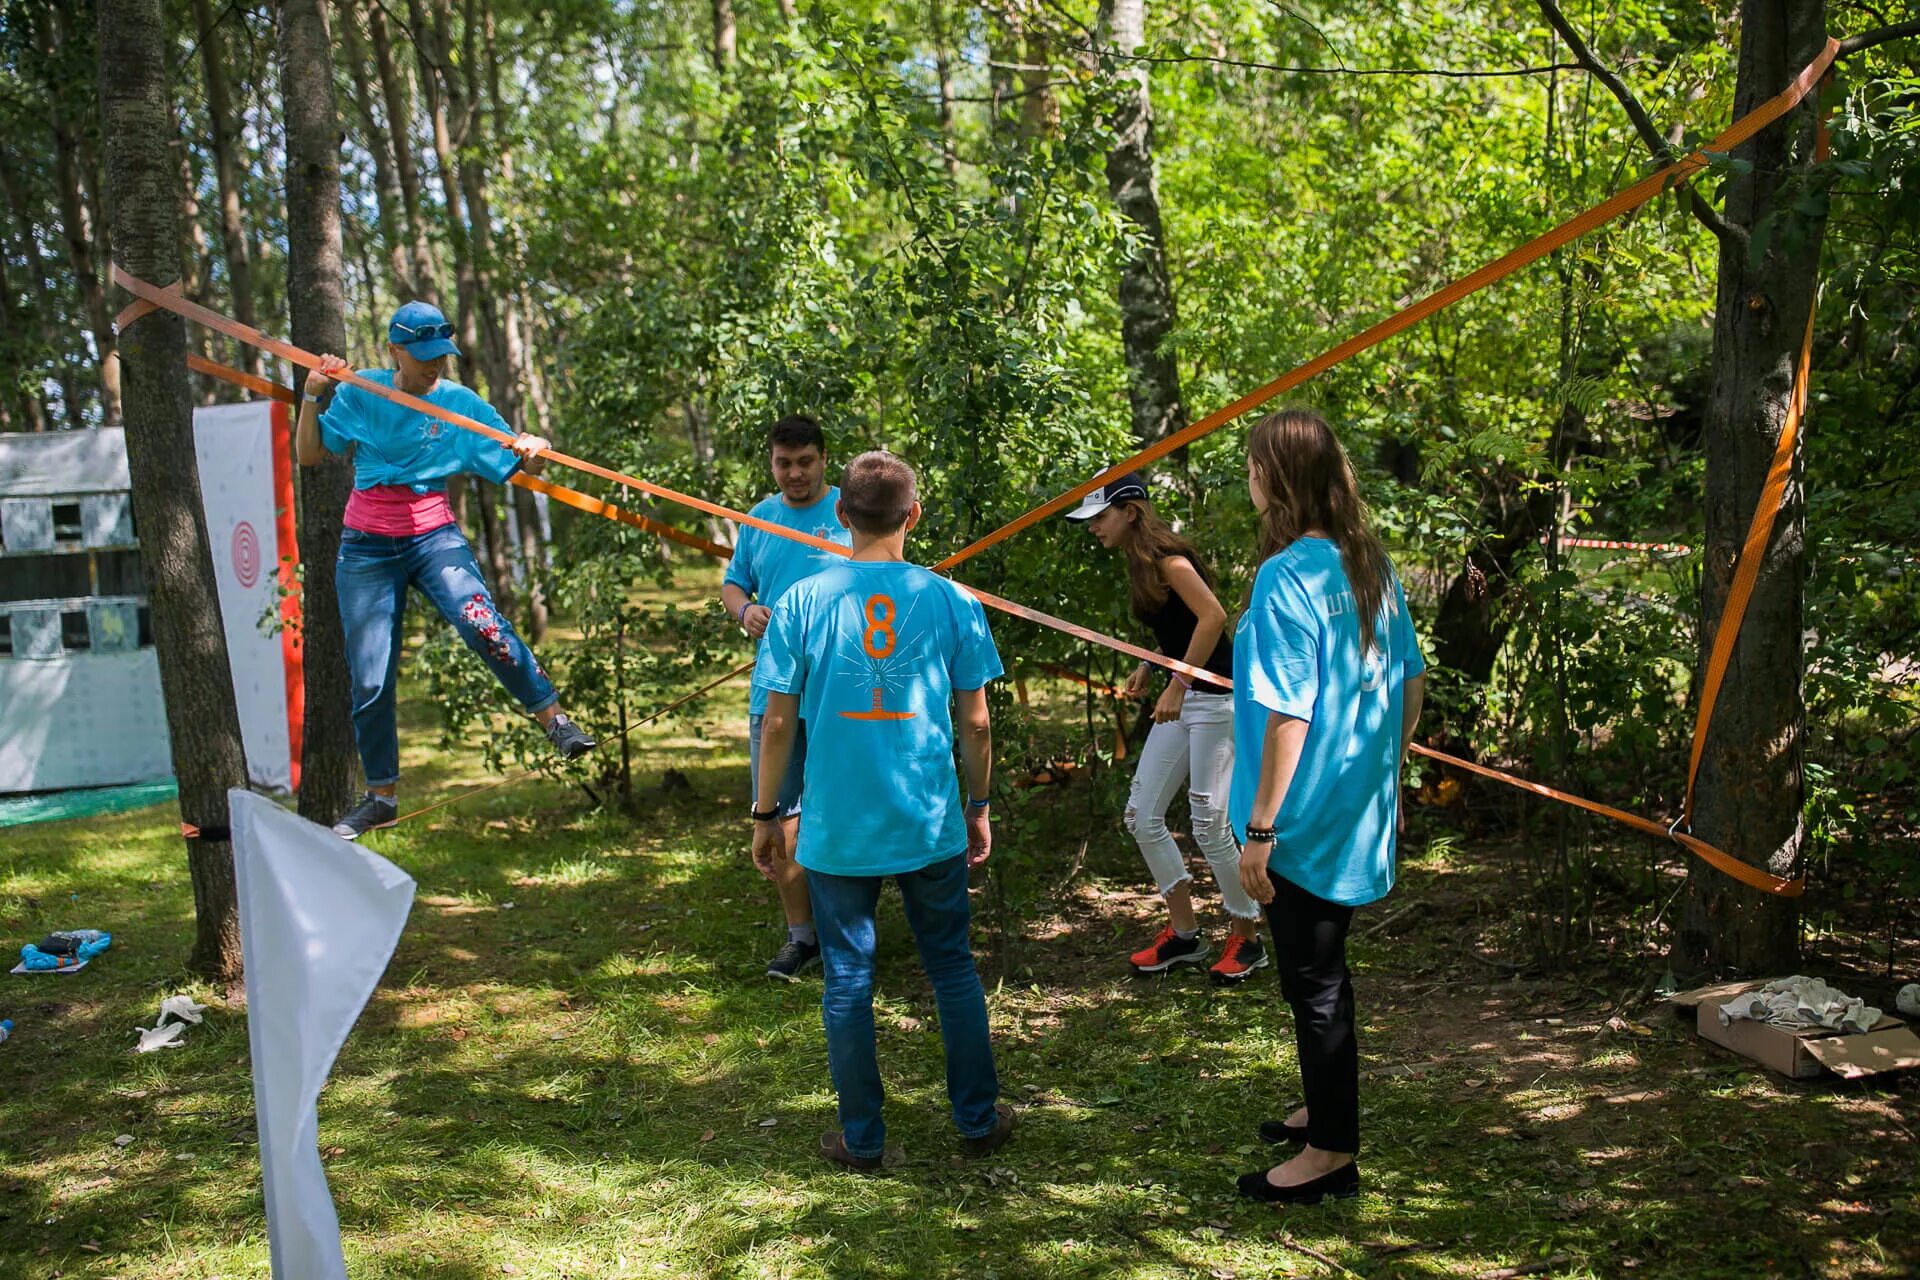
[2,655,1915,1280]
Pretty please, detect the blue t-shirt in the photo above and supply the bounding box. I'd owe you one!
[752,560,1003,877]
[1228,537,1426,907]
[318,371,522,491]
[724,489,854,715]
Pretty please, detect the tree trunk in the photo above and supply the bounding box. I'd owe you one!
[1679,0,1827,974]
[339,0,414,297]
[1017,6,1057,141]
[369,0,441,305]
[987,8,1020,141]
[0,155,85,428]
[192,0,264,382]
[476,0,546,638]
[932,0,959,178]
[0,241,47,430]
[1095,0,1187,446]
[173,104,219,405]
[410,0,487,394]
[100,0,250,983]
[43,8,121,426]
[712,0,737,75]
[473,481,513,598]
[277,0,360,825]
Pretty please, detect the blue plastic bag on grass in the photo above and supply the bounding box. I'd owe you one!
[18,929,112,972]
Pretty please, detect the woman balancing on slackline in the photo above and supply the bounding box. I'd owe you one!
[1230,409,1424,1206]
[1064,472,1268,984]
[297,302,596,840]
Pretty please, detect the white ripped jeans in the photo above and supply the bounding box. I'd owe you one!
[1124,690,1261,921]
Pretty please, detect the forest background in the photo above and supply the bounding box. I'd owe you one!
[2,0,1917,978]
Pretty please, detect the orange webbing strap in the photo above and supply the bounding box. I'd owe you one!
[179,369,1792,882]
[932,37,1841,574]
[186,354,739,559]
[117,265,850,559]
[1682,87,1830,840]
[188,353,295,403]
[1682,303,1815,833]
[967,586,1231,690]
[391,659,757,827]
[1411,744,1801,897]
[176,350,1230,689]
[511,472,735,559]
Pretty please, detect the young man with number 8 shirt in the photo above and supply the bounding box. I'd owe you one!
[750,450,1015,1170]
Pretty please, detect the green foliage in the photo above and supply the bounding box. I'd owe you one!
[384,1,1920,956]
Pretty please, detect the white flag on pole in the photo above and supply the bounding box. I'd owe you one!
[231,788,416,1280]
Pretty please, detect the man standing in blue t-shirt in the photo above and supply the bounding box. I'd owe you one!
[720,416,854,980]
[750,451,1015,1170]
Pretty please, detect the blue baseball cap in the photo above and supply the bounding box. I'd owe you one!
[388,301,459,360]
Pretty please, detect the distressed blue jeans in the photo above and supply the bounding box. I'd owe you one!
[806,854,1000,1159]
[336,523,556,787]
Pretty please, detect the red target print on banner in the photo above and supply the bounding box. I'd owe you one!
[231,521,261,589]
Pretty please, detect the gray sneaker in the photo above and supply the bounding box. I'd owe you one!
[543,712,596,761]
[331,792,398,840]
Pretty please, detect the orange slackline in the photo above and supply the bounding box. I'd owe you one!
[180,348,1800,888]
[1681,100,1832,838]
[150,36,1840,882]
[161,343,1213,690]
[1683,300,1817,835]
[188,353,745,560]
[1025,667,1802,898]
[931,37,1840,574]
[1405,744,1799,897]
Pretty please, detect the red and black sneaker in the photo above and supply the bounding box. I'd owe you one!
[1129,926,1209,974]
[1208,935,1270,986]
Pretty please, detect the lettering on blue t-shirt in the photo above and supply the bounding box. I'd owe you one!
[317,371,521,492]
[724,488,854,715]
[1228,537,1426,907]
[752,560,1003,877]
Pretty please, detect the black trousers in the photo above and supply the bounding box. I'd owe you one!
[1262,869,1360,1154]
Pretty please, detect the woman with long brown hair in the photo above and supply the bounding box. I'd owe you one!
[1228,409,1425,1205]
[1066,472,1268,985]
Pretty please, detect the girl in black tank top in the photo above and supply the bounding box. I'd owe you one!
[1066,478,1267,985]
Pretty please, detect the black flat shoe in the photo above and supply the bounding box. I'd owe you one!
[1236,1161,1361,1205]
[1258,1118,1309,1144]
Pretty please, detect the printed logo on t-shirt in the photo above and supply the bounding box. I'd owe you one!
[1360,644,1387,693]
[838,591,918,721]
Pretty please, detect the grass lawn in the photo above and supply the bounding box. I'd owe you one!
[3,607,1917,1280]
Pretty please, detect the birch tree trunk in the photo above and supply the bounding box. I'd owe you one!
[339,0,414,297]
[0,154,77,427]
[44,6,122,425]
[1095,0,1187,446]
[173,105,218,405]
[369,0,442,305]
[191,0,263,382]
[712,0,738,75]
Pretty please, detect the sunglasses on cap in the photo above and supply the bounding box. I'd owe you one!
[391,320,457,342]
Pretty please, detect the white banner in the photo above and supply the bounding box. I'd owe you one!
[231,790,415,1280]
[195,403,294,791]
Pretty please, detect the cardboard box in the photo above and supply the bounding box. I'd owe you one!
[1671,980,1920,1080]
